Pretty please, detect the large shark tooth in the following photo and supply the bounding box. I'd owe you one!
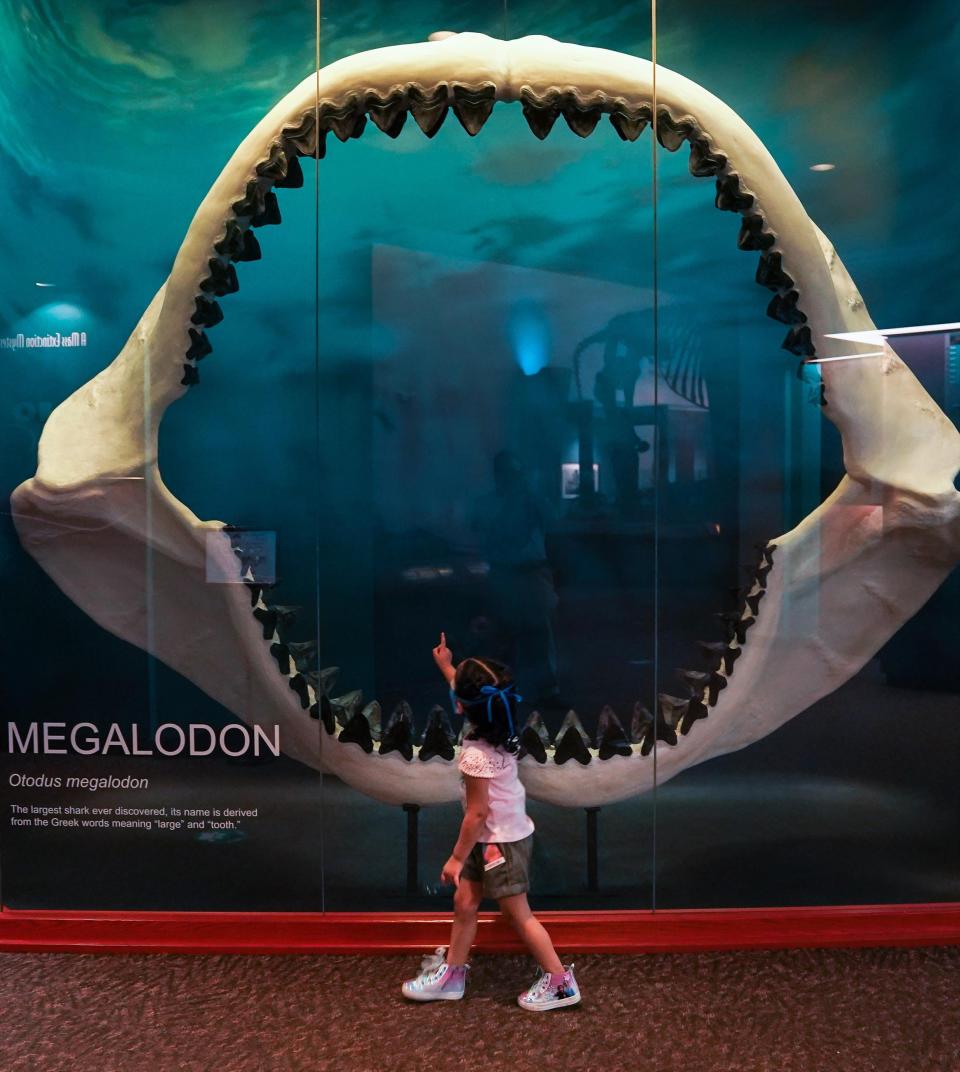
[554,710,591,765]
[379,701,414,760]
[451,83,496,135]
[407,85,449,136]
[367,90,409,137]
[419,706,456,762]
[286,640,317,673]
[362,700,382,742]
[698,641,741,678]
[12,32,960,813]
[518,710,551,764]
[338,708,374,753]
[595,706,632,760]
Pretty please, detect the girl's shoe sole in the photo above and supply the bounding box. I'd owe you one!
[401,989,465,1002]
[517,993,582,1012]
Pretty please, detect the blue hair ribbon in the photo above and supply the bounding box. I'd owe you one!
[450,682,522,739]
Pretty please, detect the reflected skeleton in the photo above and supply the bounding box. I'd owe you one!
[11,34,960,808]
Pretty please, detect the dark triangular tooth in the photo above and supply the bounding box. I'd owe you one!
[201,258,239,297]
[270,641,291,676]
[235,229,261,262]
[517,711,550,763]
[736,616,756,645]
[419,705,456,762]
[186,329,212,362]
[677,668,711,694]
[191,296,223,328]
[609,110,649,141]
[379,701,414,760]
[451,84,496,135]
[232,179,267,219]
[698,641,741,677]
[306,666,339,696]
[308,693,336,735]
[754,561,773,588]
[331,689,363,724]
[716,611,756,646]
[286,640,316,673]
[688,138,727,177]
[655,110,690,151]
[180,364,199,387]
[563,105,602,138]
[715,172,754,212]
[289,674,311,710]
[596,705,632,760]
[737,214,775,252]
[214,219,246,260]
[323,102,366,142]
[527,710,552,746]
[522,101,560,139]
[659,694,689,733]
[755,541,777,566]
[274,154,303,189]
[744,590,765,617]
[338,709,374,753]
[553,711,591,765]
[362,700,382,742]
[369,104,407,138]
[677,667,727,707]
[367,92,408,137]
[630,702,653,745]
[281,112,317,156]
[766,290,807,325]
[408,86,449,137]
[782,325,815,357]
[678,695,709,735]
[251,190,281,227]
[755,251,794,291]
[255,142,292,184]
[245,582,262,608]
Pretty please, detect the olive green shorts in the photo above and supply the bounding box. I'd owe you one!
[460,834,533,899]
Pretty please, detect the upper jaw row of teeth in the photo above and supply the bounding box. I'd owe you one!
[228,530,776,766]
[180,83,816,393]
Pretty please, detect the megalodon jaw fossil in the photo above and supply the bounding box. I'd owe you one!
[11,33,960,809]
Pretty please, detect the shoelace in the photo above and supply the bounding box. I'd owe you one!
[420,946,446,972]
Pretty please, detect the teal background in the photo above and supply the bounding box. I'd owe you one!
[0,1,957,911]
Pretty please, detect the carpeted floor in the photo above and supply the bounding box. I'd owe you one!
[1,947,958,1072]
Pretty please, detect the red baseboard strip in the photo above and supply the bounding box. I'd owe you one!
[2,903,959,955]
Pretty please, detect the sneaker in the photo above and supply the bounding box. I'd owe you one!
[401,956,468,1002]
[517,964,581,1012]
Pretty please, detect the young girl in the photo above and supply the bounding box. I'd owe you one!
[401,633,581,1012]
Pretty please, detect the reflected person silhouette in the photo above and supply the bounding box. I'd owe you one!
[470,451,563,708]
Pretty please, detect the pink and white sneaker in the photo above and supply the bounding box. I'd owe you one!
[517,964,581,1012]
[401,949,468,1002]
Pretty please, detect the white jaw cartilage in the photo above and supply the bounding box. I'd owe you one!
[11,34,960,807]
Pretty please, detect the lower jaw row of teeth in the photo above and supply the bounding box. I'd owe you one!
[179,88,818,398]
[230,533,776,766]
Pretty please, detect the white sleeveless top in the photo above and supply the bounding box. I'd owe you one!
[458,737,535,844]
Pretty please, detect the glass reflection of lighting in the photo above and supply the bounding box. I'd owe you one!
[35,282,55,287]
[803,350,885,365]
[809,163,835,172]
[509,300,549,376]
[826,323,960,345]
[41,302,86,323]
[401,565,455,583]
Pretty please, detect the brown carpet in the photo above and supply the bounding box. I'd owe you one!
[1,947,958,1072]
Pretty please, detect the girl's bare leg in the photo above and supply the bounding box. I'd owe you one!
[447,878,483,966]
[498,893,564,974]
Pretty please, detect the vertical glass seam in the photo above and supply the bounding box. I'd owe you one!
[650,0,660,916]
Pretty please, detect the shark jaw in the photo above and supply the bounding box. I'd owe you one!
[10,33,960,808]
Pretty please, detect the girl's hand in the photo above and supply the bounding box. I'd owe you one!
[440,854,463,888]
[432,632,454,680]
